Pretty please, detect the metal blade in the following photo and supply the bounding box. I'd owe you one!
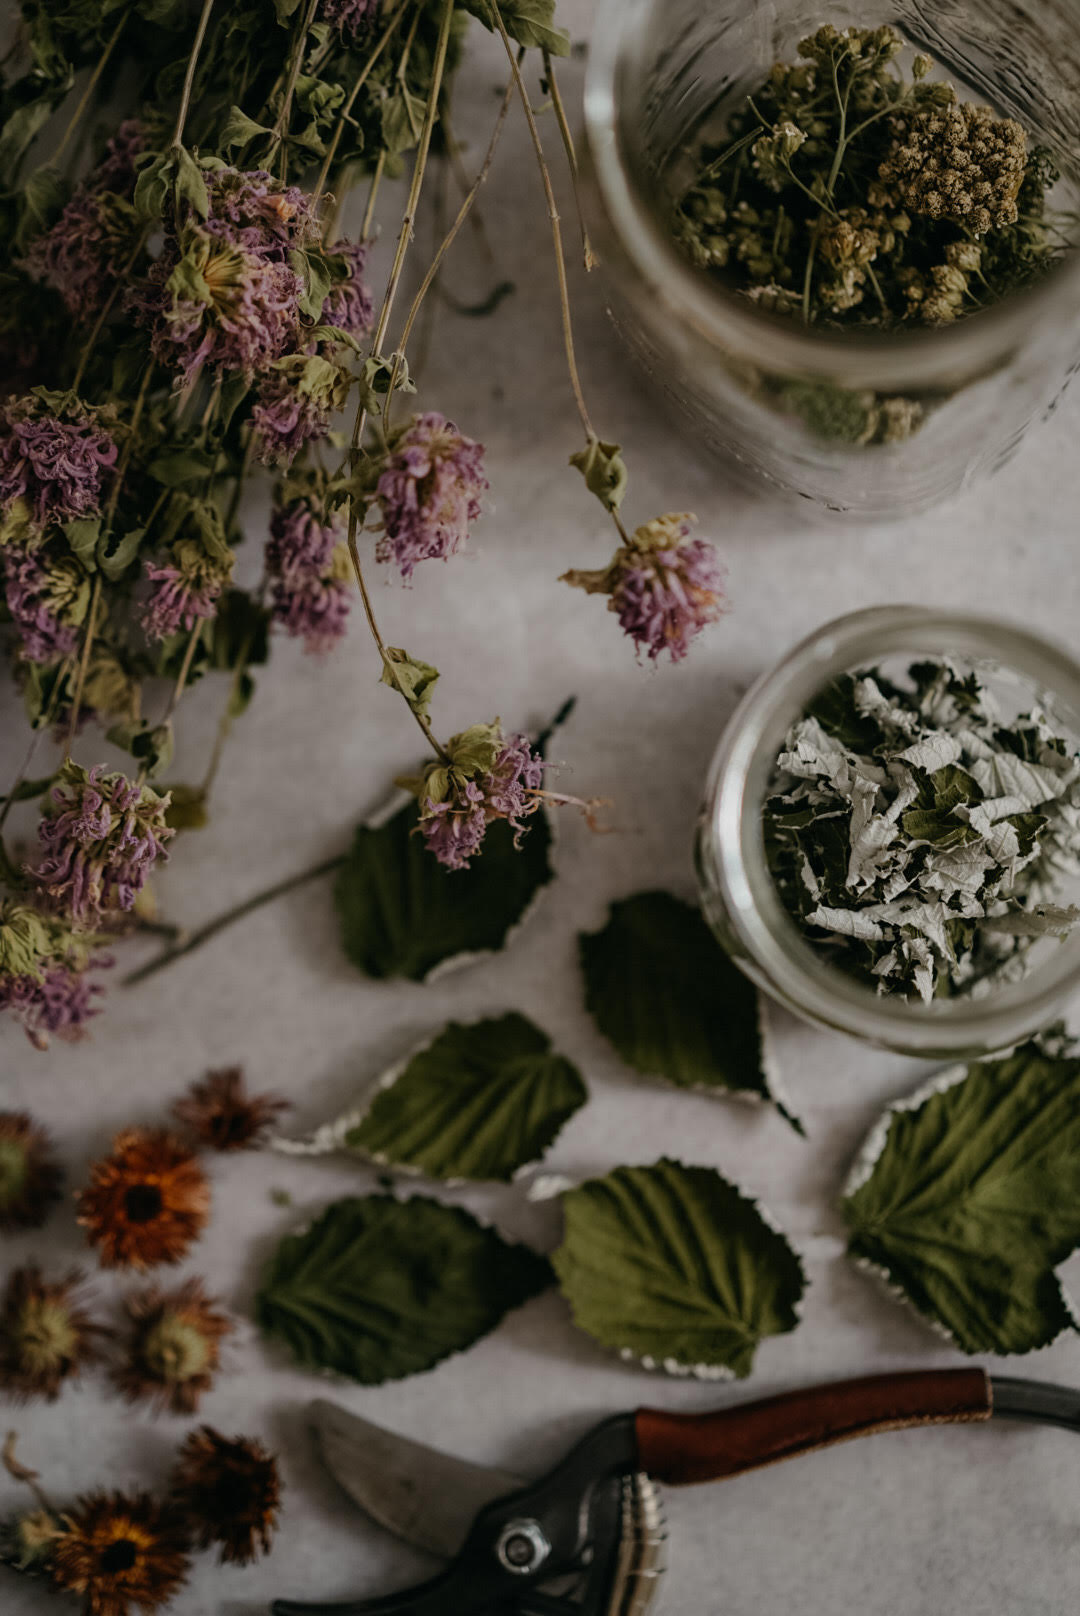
[310,1400,529,1562]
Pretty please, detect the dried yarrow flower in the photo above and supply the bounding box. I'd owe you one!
[322,238,375,333]
[171,1427,281,1565]
[0,902,108,1050]
[112,1278,231,1415]
[171,1066,290,1152]
[400,722,546,871]
[0,396,117,526]
[50,1491,191,1616]
[0,1506,65,1575]
[77,1129,210,1270]
[879,99,1027,235]
[31,761,173,925]
[562,513,728,663]
[0,1265,105,1402]
[375,412,488,580]
[1,541,90,663]
[0,1113,63,1231]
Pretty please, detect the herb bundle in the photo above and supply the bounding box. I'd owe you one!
[675,24,1068,331]
[764,659,1080,1002]
[0,0,728,1054]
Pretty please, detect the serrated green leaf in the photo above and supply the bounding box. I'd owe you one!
[219,104,274,149]
[462,0,571,55]
[98,525,145,581]
[255,1194,552,1383]
[579,891,801,1131]
[842,1042,1080,1355]
[299,1013,586,1182]
[552,1159,805,1377]
[175,145,209,219]
[334,798,553,981]
[61,516,101,571]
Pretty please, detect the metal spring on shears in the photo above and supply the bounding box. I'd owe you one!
[606,1472,668,1616]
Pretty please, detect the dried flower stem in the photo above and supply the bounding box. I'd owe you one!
[171,0,217,150]
[360,149,387,240]
[65,575,102,754]
[52,9,130,171]
[313,0,409,207]
[124,852,345,986]
[542,48,596,272]
[269,0,320,157]
[2,1433,54,1515]
[199,629,254,800]
[165,621,205,722]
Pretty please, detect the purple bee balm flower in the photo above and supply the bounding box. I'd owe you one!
[267,500,341,581]
[202,168,320,262]
[94,118,149,194]
[375,413,488,580]
[321,0,378,33]
[2,546,81,664]
[31,762,173,925]
[271,571,351,655]
[252,371,332,466]
[563,514,728,664]
[322,240,375,334]
[419,782,488,871]
[139,560,223,642]
[0,397,117,525]
[0,963,107,1051]
[21,189,141,319]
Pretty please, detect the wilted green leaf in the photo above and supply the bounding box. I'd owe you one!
[380,647,440,720]
[335,798,553,981]
[580,892,800,1130]
[843,1040,1080,1355]
[553,1159,805,1377]
[98,525,145,581]
[61,516,101,572]
[106,719,174,777]
[570,437,628,512]
[219,104,274,149]
[255,1194,552,1383]
[289,1013,587,1182]
[462,0,570,55]
[0,775,55,807]
[163,783,208,831]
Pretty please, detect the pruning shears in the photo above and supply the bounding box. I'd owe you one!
[271,1368,1080,1616]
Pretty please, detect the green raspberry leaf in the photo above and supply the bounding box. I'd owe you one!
[255,1195,552,1383]
[553,1159,805,1378]
[842,1039,1080,1354]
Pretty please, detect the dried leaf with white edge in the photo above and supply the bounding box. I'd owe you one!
[255,1194,552,1384]
[276,1013,587,1183]
[579,891,802,1133]
[842,1037,1080,1354]
[552,1159,805,1379]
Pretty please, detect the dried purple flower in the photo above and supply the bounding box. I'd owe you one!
[2,545,84,664]
[21,191,142,320]
[201,167,320,261]
[322,239,375,334]
[418,782,488,870]
[266,499,340,580]
[95,118,150,193]
[375,412,488,580]
[562,513,728,663]
[139,561,221,642]
[265,496,351,654]
[0,397,117,526]
[0,963,107,1052]
[252,354,349,467]
[271,570,351,655]
[403,722,546,871]
[31,761,173,925]
[321,0,379,33]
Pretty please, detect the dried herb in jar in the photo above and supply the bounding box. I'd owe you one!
[764,659,1080,1001]
[675,25,1069,331]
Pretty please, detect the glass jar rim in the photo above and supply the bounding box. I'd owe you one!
[701,606,1080,1053]
[584,0,1080,393]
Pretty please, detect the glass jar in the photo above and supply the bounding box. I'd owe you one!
[696,606,1080,1057]
[584,0,1080,518]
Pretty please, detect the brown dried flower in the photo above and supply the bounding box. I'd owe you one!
[0,1265,105,1402]
[171,1066,290,1152]
[112,1277,231,1415]
[76,1128,210,1270]
[171,1426,282,1565]
[0,1112,64,1231]
[49,1491,190,1616]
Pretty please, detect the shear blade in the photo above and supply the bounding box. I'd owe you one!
[310,1399,528,1562]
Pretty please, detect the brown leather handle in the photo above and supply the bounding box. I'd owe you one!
[635,1368,992,1486]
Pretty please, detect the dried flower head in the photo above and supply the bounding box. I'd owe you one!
[171,1426,281,1564]
[0,902,108,1050]
[31,761,174,925]
[112,1278,231,1415]
[252,352,351,466]
[879,100,1027,234]
[0,1265,104,1402]
[401,721,546,871]
[0,1505,65,1575]
[562,514,728,663]
[77,1129,210,1270]
[139,555,223,643]
[321,0,378,34]
[0,1113,63,1231]
[0,396,117,526]
[50,1491,190,1616]
[322,239,375,333]
[2,542,87,664]
[171,1066,290,1152]
[375,412,488,579]
[266,497,352,653]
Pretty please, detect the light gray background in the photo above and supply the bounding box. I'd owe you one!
[3,6,1080,1611]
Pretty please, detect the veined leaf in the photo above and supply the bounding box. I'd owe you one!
[579,892,801,1131]
[842,1040,1080,1354]
[552,1159,805,1378]
[461,0,571,55]
[281,1013,587,1182]
[334,797,553,980]
[255,1195,551,1383]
